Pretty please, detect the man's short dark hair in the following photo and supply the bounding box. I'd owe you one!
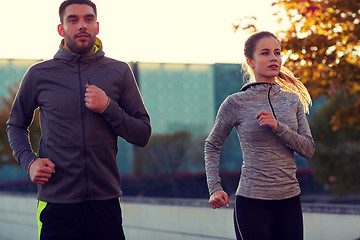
[59,0,97,24]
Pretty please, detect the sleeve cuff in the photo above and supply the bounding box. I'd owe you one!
[100,97,110,114]
[273,121,285,135]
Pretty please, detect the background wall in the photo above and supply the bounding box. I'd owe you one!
[1,193,360,240]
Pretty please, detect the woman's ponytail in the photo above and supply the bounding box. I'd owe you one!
[276,66,312,114]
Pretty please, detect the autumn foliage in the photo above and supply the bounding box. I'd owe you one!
[276,0,360,195]
[0,86,18,169]
[276,0,360,130]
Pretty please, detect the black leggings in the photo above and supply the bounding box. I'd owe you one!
[234,195,303,240]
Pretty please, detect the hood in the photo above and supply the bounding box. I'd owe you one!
[54,37,105,63]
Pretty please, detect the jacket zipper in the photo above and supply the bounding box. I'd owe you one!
[267,84,277,120]
[239,82,278,120]
[77,58,89,199]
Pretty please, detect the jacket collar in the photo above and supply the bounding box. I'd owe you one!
[54,37,104,63]
[239,82,281,92]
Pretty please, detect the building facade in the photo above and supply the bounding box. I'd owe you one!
[1,58,310,183]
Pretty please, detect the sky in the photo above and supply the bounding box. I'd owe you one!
[1,0,288,64]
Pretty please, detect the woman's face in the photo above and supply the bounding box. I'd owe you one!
[246,37,282,82]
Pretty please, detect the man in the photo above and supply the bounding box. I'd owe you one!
[6,0,151,239]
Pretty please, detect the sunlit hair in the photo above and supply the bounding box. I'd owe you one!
[242,31,312,114]
[59,0,97,24]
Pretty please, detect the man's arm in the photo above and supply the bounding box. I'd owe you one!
[6,68,40,171]
[85,64,151,147]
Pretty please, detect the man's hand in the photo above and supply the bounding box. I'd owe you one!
[29,158,55,184]
[84,84,109,113]
[255,110,278,131]
[209,190,229,209]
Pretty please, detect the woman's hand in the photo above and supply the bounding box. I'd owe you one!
[255,110,278,131]
[209,190,229,209]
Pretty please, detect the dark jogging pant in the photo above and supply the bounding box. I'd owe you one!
[234,195,303,240]
[37,198,126,240]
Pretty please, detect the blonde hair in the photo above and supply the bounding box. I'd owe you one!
[276,66,312,114]
[243,31,312,114]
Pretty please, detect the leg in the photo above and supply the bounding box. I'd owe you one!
[38,201,85,240]
[84,198,126,240]
[271,195,303,240]
[234,196,274,240]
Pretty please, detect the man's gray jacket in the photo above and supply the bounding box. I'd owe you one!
[7,39,151,203]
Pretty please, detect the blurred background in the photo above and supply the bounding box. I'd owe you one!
[1,0,360,239]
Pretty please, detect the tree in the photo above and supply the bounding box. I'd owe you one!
[133,130,205,197]
[274,0,360,195]
[309,90,360,195]
[0,83,41,169]
[134,130,203,175]
[275,0,360,130]
[0,85,17,169]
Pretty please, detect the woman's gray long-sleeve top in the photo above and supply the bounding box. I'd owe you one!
[204,83,315,200]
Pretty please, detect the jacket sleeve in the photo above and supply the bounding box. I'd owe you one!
[204,96,238,195]
[101,64,151,147]
[6,68,38,171]
[273,101,315,159]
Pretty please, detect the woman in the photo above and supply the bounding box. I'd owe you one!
[204,31,315,240]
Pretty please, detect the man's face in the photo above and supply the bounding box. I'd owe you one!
[58,4,99,56]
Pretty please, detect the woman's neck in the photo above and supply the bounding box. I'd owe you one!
[254,75,276,84]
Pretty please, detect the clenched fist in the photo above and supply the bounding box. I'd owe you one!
[29,158,55,184]
[84,84,109,113]
[209,190,229,209]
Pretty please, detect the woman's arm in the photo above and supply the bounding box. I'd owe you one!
[273,101,315,159]
[205,96,238,195]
